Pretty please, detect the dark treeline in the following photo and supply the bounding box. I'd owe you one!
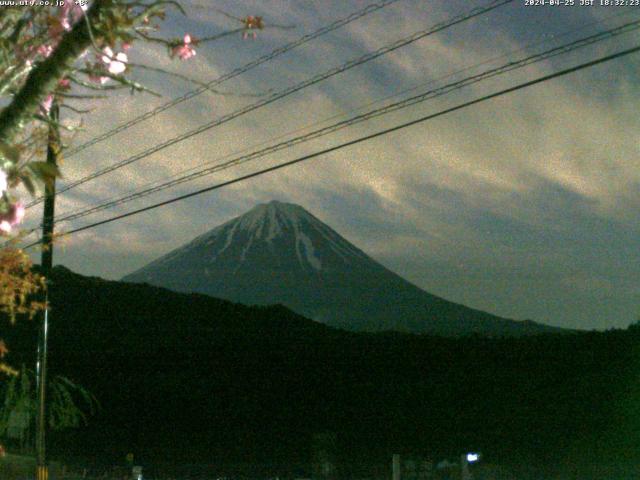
[2,266,639,475]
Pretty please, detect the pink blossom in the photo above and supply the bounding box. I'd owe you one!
[0,202,25,234]
[14,37,35,66]
[40,94,54,115]
[59,78,71,88]
[37,44,53,58]
[101,47,128,75]
[59,2,88,31]
[109,53,128,74]
[171,34,196,60]
[122,42,132,51]
[88,73,109,85]
[48,2,88,39]
[89,47,128,84]
[17,41,53,67]
[242,16,263,39]
[243,16,264,30]
[60,16,72,32]
[14,203,25,224]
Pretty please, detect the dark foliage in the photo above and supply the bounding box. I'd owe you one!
[2,266,638,475]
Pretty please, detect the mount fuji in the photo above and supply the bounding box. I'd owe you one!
[123,201,560,336]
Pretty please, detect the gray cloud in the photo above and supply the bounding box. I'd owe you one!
[34,0,640,330]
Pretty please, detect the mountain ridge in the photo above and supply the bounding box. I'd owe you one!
[123,200,564,337]
[3,265,634,469]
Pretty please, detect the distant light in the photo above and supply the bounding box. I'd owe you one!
[467,453,480,463]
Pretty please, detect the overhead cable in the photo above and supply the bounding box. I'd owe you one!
[22,44,639,249]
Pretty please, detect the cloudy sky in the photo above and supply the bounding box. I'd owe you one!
[23,0,640,330]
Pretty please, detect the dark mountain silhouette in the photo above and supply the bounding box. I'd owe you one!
[123,201,562,337]
[2,266,637,476]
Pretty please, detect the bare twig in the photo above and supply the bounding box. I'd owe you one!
[33,113,80,132]
[76,69,162,96]
[69,74,128,91]
[211,8,242,23]
[127,61,269,97]
[60,104,94,115]
[58,92,107,100]
[196,29,245,43]
[134,30,171,46]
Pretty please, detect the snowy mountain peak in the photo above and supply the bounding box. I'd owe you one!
[135,201,369,281]
[235,200,317,242]
[123,201,560,336]
[222,200,370,271]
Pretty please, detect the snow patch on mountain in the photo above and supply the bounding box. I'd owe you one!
[240,230,256,263]
[198,201,330,270]
[266,205,281,241]
[298,232,322,270]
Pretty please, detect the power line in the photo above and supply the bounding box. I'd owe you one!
[23,1,402,212]
[53,8,635,223]
[62,0,403,159]
[15,13,638,241]
[26,0,513,209]
[23,44,640,249]
[52,19,640,225]
[52,0,514,197]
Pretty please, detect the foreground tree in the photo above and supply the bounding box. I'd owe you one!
[0,366,98,451]
[0,0,192,375]
[0,1,276,371]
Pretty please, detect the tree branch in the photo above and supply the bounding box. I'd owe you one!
[0,62,32,96]
[0,0,107,144]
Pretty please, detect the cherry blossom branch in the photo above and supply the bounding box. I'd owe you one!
[212,9,296,36]
[75,69,161,96]
[68,74,128,91]
[0,0,107,144]
[0,1,276,240]
[134,28,243,47]
[126,62,269,98]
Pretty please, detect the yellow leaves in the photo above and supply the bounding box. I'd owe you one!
[0,362,18,377]
[0,247,46,323]
[0,143,21,168]
[0,248,44,378]
[0,143,24,200]
[25,160,62,190]
[0,339,17,377]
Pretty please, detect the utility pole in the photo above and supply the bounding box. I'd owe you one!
[35,101,59,480]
